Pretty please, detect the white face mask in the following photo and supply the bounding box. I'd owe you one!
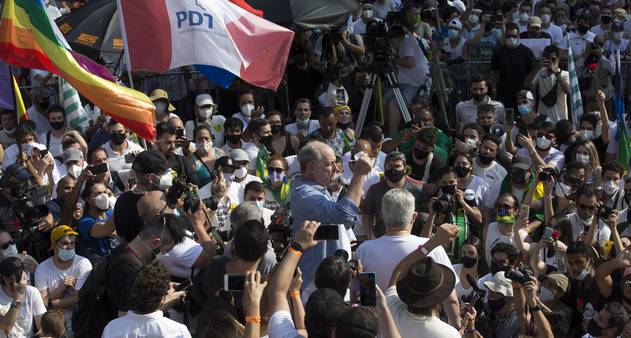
[602,180,619,195]
[1,244,18,258]
[94,192,110,211]
[154,100,167,114]
[576,153,590,165]
[469,15,479,24]
[572,267,591,281]
[198,107,213,119]
[520,12,530,22]
[536,136,552,150]
[196,141,212,154]
[577,214,594,227]
[465,138,478,149]
[614,32,624,40]
[506,37,520,47]
[158,172,173,190]
[448,29,460,38]
[69,164,83,178]
[541,14,552,24]
[363,9,374,19]
[578,129,594,140]
[539,286,555,301]
[234,166,248,179]
[241,103,255,117]
[255,200,265,209]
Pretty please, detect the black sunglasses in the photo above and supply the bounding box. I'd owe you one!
[0,240,14,250]
[268,167,284,174]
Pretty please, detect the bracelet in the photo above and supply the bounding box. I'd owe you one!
[290,290,301,298]
[418,244,429,255]
[287,247,302,257]
[530,306,541,312]
[245,316,261,324]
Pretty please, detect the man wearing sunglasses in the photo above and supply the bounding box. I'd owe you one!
[567,186,612,247]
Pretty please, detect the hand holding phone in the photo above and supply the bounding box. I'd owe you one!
[89,162,108,175]
[224,273,246,292]
[314,224,340,240]
[175,278,192,292]
[358,272,376,306]
[544,227,553,241]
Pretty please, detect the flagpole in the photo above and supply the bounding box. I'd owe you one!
[8,66,23,165]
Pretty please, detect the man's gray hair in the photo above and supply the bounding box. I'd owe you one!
[298,140,325,172]
[230,202,263,231]
[381,188,415,228]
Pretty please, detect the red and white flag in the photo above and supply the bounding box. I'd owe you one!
[117,0,294,90]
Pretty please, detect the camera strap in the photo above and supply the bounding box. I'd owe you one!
[421,153,433,182]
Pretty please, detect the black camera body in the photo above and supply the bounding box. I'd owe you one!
[505,266,533,285]
[597,204,615,219]
[538,168,557,181]
[433,194,457,214]
[365,21,392,69]
[165,177,201,213]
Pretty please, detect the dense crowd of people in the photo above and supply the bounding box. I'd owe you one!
[2,0,631,337]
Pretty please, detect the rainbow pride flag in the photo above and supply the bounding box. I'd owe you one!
[0,0,156,139]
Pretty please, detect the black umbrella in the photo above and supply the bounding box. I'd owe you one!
[247,0,359,29]
[56,0,122,65]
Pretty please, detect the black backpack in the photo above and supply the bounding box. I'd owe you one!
[72,256,116,338]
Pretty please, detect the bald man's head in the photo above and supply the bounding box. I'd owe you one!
[138,191,168,222]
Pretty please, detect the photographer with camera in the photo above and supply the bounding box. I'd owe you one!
[154,123,199,187]
[512,276,555,338]
[481,271,521,337]
[567,185,612,246]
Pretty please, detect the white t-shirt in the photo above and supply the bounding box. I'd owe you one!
[356,234,457,290]
[565,31,596,57]
[318,83,349,108]
[34,255,92,329]
[532,69,569,123]
[455,98,506,126]
[462,175,489,207]
[0,285,46,338]
[590,24,610,38]
[397,35,430,87]
[103,140,144,173]
[227,174,263,206]
[386,286,461,338]
[452,263,474,300]
[184,115,226,147]
[484,222,528,267]
[472,158,507,189]
[38,131,64,161]
[542,24,564,46]
[102,310,191,338]
[159,236,203,279]
[341,151,383,193]
[516,146,565,170]
[268,310,304,338]
[285,120,320,136]
[26,105,51,135]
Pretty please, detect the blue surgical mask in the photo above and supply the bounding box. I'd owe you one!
[518,104,532,115]
[572,267,591,281]
[58,248,75,262]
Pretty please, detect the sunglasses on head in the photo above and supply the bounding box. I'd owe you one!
[0,240,14,250]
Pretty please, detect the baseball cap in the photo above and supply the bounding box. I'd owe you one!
[447,0,466,14]
[63,148,83,163]
[483,271,514,297]
[335,307,378,338]
[449,18,463,30]
[305,288,348,334]
[511,154,532,170]
[149,89,175,112]
[229,149,250,163]
[544,272,569,293]
[51,225,78,243]
[195,94,216,107]
[132,150,168,174]
[516,90,535,101]
[0,257,23,278]
[528,16,542,28]
[4,164,33,181]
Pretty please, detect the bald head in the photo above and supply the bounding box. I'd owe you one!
[138,191,168,222]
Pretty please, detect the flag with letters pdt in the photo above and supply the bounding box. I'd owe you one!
[117,0,294,91]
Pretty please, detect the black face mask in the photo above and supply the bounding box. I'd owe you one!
[578,23,590,34]
[462,256,477,268]
[601,15,613,24]
[38,99,50,111]
[511,169,527,185]
[454,165,470,178]
[488,298,506,312]
[414,147,430,159]
[472,93,486,102]
[226,134,241,144]
[270,125,283,135]
[478,153,494,165]
[587,318,605,337]
[441,184,457,195]
[50,121,65,131]
[259,134,273,146]
[385,168,406,182]
[490,259,508,274]
[109,133,126,146]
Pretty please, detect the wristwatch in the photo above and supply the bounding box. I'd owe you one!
[530,306,541,312]
[11,300,22,308]
[289,242,304,253]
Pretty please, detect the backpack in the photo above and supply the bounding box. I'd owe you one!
[72,255,116,338]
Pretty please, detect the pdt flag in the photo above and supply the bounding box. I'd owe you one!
[118,0,294,91]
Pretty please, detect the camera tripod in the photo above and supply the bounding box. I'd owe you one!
[355,67,412,136]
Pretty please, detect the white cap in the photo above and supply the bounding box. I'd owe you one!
[449,18,463,30]
[195,94,216,107]
[448,0,466,14]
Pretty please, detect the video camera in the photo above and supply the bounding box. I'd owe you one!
[538,168,557,182]
[432,194,457,214]
[165,177,201,213]
[268,206,293,259]
[364,20,395,72]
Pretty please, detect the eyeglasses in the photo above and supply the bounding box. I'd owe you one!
[0,240,14,250]
[499,204,514,209]
[268,167,284,174]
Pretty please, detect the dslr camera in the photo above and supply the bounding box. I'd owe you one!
[165,177,201,213]
[432,194,457,214]
[597,204,615,219]
[538,168,557,181]
[504,266,533,285]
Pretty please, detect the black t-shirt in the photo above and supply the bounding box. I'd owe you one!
[519,31,552,39]
[106,245,144,313]
[168,154,200,187]
[364,178,432,237]
[491,44,536,109]
[406,152,447,183]
[114,191,145,242]
[562,278,608,337]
